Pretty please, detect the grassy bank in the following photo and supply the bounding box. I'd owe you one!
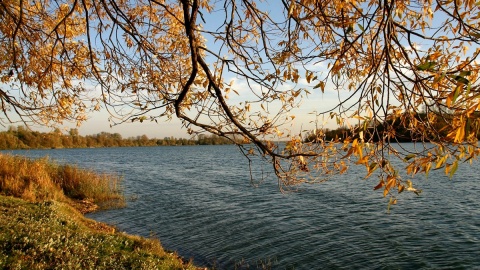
[0,154,201,269]
[0,195,199,269]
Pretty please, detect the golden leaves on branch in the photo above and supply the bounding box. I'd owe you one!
[0,0,96,125]
[2,0,480,207]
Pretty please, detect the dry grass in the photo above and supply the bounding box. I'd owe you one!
[0,154,125,211]
[0,154,204,269]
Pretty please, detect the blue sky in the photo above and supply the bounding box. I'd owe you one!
[1,1,341,139]
[2,1,468,139]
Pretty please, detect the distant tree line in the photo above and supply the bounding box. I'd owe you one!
[304,112,480,143]
[0,126,236,150]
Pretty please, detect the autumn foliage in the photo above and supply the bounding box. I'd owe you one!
[1,0,480,200]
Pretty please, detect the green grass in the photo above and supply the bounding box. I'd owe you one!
[0,195,200,269]
[0,154,203,269]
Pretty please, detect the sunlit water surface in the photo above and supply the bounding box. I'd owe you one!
[4,144,480,269]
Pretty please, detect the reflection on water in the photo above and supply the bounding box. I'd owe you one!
[5,144,480,269]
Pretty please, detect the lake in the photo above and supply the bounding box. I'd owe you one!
[4,144,480,269]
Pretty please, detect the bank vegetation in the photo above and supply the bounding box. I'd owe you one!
[0,154,201,269]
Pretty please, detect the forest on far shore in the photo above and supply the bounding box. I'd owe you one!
[0,126,236,150]
[303,112,480,143]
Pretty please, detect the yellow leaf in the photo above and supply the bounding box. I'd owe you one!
[341,147,354,159]
[373,180,384,190]
[449,160,459,178]
[356,155,368,165]
[454,126,465,143]
[446,93,453,108]
[288,1,295,16]
[354,143,363,158]
[352,138,358,148]
[386,176,396,189]
[306,71,313,83]
[436,155,448,169]
[313,81,326,93]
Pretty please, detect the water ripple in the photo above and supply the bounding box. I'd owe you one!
[5,145,480,269]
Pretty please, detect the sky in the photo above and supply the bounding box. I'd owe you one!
[1,1,465,139]
[20,87,344,139]
[11,80,345,139]
[59,111,185,139]
[0,1,342,139]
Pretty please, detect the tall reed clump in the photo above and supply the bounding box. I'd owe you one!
[0,154,124,210]
[51,163,124,204]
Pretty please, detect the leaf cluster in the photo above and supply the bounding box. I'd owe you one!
[2,0,480,202]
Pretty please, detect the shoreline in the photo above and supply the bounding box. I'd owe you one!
[0,153,204,269]
[0,195,204,269]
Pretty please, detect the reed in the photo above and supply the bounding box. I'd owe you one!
[0,153,124,211]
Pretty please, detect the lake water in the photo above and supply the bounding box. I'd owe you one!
[4,145,480,269]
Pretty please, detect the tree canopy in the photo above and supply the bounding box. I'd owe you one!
[1,0,480,201]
